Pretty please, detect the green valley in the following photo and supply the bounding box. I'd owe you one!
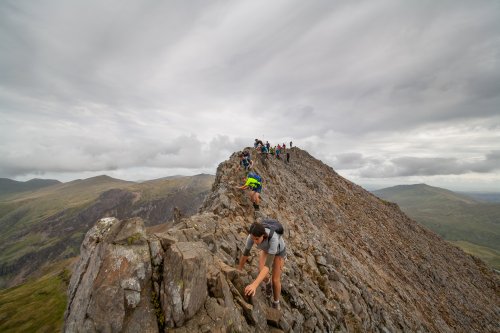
[373,184,500,270]
[0,174,214,288]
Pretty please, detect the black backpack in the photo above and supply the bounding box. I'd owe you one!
[262,219,284,239]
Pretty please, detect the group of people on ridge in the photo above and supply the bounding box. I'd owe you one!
[253,138,292,162]
[234,139,294,311]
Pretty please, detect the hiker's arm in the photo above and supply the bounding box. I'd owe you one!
[244,266,270,297]
[238,255,249,270]
[238,236,253,270]
[245,252,276,297]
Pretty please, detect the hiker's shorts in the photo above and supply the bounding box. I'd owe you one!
[276,247,286,259]
[251,185,262,193]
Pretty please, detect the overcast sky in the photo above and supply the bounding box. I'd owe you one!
[1,0,499,191]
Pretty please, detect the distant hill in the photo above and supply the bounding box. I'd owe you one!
[373,184,500,269]
[0,174,214,288]
[0,178,61,197]
[459,191,500,203]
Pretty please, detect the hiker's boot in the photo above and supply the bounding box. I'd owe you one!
[271,300,281,310]
[253,203,260,210]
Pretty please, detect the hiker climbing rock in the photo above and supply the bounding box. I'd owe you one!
[260,144,269,158]
[239,151,253,172]
[276,144,281,159]
[236,172,262,210]
[254,138,264,148]
[238,220,286,310]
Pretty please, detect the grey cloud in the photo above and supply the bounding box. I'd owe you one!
[358,151,500,178]
[2,0,499,127]
[0,134,242,178]
[330,153,374,170]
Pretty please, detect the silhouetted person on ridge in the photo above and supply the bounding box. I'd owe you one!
[238,220,286,310]
[254,139,264,148]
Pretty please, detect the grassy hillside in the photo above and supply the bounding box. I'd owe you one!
[373,184,500,269]
[0,259,71,333]
[450,241,500,270]
[0,176,135,268]
[459,192,500,203]
[0,178,61,197]
[133,173,214,201]
[0,174,214,288]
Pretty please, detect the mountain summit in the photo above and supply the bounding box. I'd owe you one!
[64,148,499,332]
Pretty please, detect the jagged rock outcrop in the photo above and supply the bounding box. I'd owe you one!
[65,217,158,332]
[65,148,499,332]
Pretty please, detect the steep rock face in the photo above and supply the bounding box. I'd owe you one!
[65,148,499,332]
[65,217,157,332]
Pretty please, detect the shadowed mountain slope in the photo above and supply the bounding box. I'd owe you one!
[0,174,213,288]
[373,184,500,269]
[65,148,499,332]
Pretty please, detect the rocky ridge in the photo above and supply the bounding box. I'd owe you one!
[64,148,499,332]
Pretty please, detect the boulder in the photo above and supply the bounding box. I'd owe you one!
[162,242,212,327]
[64,217,158,333]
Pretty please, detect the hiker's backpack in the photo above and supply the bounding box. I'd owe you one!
[262,219,284,239]
[247,172,262,183]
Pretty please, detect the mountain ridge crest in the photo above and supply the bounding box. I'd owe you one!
[64,147,499,332]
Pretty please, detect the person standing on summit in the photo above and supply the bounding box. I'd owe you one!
[236,172,262,210]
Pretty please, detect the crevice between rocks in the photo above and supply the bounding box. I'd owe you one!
[148,238,165,332]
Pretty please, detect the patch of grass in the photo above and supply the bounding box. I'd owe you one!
[373,184,500,255]
[450,240,500,270]
[0,270,68,332]
[0,234,45,263]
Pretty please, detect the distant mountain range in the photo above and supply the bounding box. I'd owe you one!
[458,191,500,203]
[0,174,214,288]
[372,184,500,270]
[0,178,61,197]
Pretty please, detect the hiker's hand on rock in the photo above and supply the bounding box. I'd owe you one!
[244,283,257,297]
